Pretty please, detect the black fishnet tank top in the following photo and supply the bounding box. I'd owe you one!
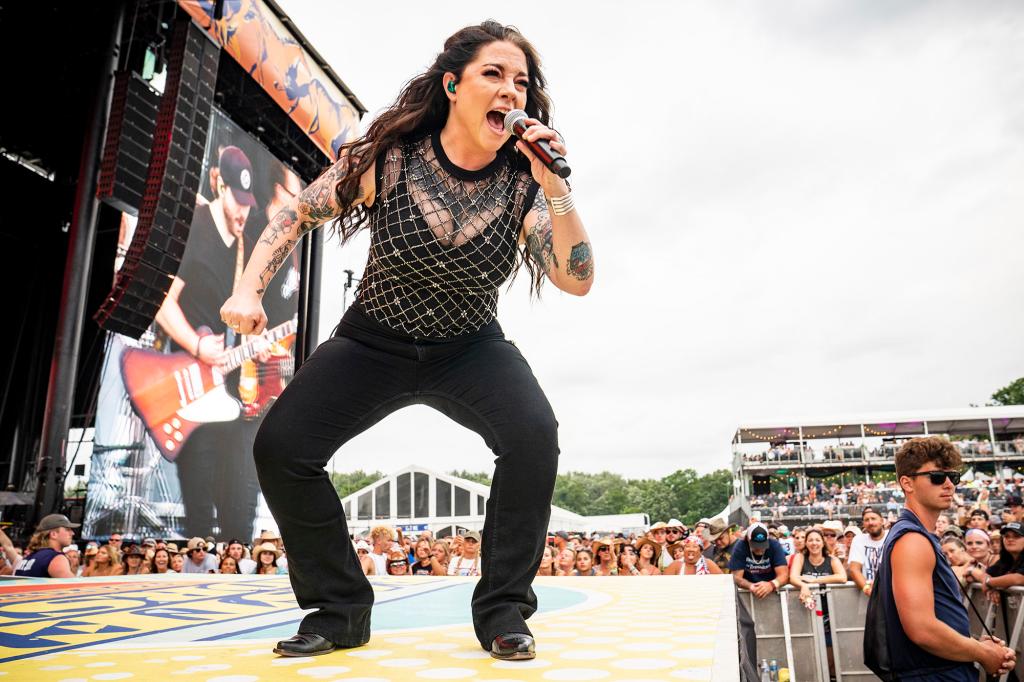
[354,132,539,339]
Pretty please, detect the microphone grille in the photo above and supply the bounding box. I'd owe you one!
[504,109,528,134]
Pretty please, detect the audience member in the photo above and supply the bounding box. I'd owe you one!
[447,531,481,577]
[254,542,285,575]
[703,519,736,573]
[219,555,242,574]
[354,540,375,575]
[848,508,887,597]
[150,548,175,574]
[665,536,722,575]
[368,525,394,576]
[790,528,847,679]
[182,537,219,574]
[226,540,257,574]
[410,539,445,576]
[82,544,122,577]
[63,545,82,576]
[122,545,149,575]
[14,514,78,578]
[386,549,409,576]
[572,548,596,576]
[634,537,662,575]
[729,522,789,599]
[591,537,618,576]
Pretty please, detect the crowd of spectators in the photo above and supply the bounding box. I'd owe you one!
[1,515,761,580]
[749,473,1024,528]
[742,436,1024,465]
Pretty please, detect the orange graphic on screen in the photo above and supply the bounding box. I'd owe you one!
[179,0,360,160]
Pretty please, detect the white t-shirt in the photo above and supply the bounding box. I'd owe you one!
[848,531,886,583]
[447,554,481,576]
[369,551,387,576]
[238,557,257,574]
[182,553,219,574]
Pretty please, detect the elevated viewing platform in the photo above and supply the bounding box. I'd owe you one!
[731,407,1024,522]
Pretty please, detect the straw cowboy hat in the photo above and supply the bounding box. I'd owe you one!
[634,536,661,557]
[820,520,844,534]
[591,536,617,554]
[666,541,685,558]
[253,542,282,559]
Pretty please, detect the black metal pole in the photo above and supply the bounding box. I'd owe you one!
[294,227,324,369]
[32,0,125,526]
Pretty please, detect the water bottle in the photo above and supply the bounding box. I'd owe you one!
[760,659,770,682]
[769,659,779,682]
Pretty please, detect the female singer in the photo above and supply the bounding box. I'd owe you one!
[221,20,593,660]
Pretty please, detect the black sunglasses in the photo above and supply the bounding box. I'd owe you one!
[906,470,961,486]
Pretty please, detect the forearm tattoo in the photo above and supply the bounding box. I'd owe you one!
[567,241,593,281]
[259,208,302,247]
[257,239,296,295]
[526,190,558,273]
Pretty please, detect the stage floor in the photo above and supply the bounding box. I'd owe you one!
[0,573,738,681]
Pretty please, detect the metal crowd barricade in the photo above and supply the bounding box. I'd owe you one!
[738,585,830,682]
[738,583,1024,682]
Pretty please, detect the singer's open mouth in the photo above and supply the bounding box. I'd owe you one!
[486,110,506,134]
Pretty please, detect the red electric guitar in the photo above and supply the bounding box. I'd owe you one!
[120,318,296,461]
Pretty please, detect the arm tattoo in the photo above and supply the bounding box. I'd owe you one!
[259,208,301,247]
[296,162,344,229]
[257,239,296,295]
[567,241,593,281]
[525,189,558,273]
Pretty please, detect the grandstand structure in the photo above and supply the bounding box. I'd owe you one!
[732,406,1024,525]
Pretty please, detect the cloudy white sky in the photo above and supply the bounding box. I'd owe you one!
[278,0,1024,480]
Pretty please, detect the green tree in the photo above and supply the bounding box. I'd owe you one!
[992,378,1024,406]
[448,470,492,486]
[330,470,384,499]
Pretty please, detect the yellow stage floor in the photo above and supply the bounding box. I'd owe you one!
[0,573,738,681]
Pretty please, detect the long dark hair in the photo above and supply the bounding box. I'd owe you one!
[990,532,1024,576]
[331,20,553,294]
[802,529,827,561]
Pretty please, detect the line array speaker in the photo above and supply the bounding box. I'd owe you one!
[95,18,219,338]
[97,71,161,215]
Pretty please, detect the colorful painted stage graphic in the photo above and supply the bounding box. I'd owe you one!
[0,574,738,680]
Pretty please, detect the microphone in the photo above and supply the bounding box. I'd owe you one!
[503,110,571,178]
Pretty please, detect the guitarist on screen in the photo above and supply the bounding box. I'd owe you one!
[154,144,267,542]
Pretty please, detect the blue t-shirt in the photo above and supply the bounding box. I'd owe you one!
[728,538,787,583]
[14,548,61,577]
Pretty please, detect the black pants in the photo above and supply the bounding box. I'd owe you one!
[176,418,261,541]
[252,305,560,648]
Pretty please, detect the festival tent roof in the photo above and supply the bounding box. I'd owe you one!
[733,406,1024,444]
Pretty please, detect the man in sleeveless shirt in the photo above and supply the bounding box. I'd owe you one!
[877,437,1014,679]
[13,514,78,578]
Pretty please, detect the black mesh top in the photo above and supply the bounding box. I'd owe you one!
[353,132,540,339]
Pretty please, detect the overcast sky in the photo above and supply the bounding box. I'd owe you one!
[278,0,1024,480]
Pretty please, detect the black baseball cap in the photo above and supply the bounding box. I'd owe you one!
[971,508,989,520]
[747,523,770,551]
[1007,495,1024,507]
[218,146,256,207]
[1002,522,1023,537]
